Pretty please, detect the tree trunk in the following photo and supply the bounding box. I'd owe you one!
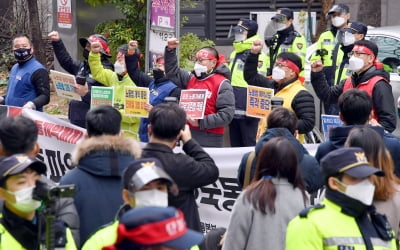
[27,0,46,65]
[357,0,381,27]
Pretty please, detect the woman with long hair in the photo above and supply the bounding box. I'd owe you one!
[345,127,400,239]
[222,137,308,250]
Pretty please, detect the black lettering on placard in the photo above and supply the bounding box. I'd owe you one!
[37,149,73,182]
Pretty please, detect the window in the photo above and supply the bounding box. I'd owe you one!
[366,35,400,72]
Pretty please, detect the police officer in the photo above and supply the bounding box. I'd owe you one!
[265,8,307,76]
[229,18,268,147]
[286,147,396,249]
[311,3,351,114]
[0,154,77,249]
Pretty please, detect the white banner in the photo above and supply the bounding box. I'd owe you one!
[0,106,318,233]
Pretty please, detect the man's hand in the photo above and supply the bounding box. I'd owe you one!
[179,124,192,144]
[74,83,89,97]
[48,31,60,42]
[310,60,324,73]
[144,103,153,112]
[251,40,263,54]
[187,118,199,127]
[90,41,102,54]
[128,40,138,55]
[167,38,179,50]
[22,101,36,110]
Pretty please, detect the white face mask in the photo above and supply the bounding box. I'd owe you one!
[331,16,346,27]
[234,33,246,42]
[271,67,286,81]
[7,186,41,213]
[337,178,375,205]
[348,56,365,72]
[194,63,208,77]
[134,189,168,208]
[343,32,356,46]
[114,61,126,75]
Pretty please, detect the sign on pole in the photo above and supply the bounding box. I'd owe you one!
[57,0,72,29]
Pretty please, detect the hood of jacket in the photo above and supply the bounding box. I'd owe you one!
[328,125,385,149]
[255,128,308,162]
[72,135,142,177]
[232,34,262,53]
[351,66,390,86]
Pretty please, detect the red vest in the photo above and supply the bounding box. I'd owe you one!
[187,73,227,135]
[343,75,388,121]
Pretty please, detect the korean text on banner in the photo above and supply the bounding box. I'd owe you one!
[321,114,343,141]
[124,86,150,117]
[179,89,208,119]
[91,86,114,109]
[49,70,82,101]
[246,86,274,118]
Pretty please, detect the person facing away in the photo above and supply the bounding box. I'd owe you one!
[244,42,315,143]
[102,206,204,250]
[286,147,397,249]
[228,18,268,147]
[237,107,323,194]
[0,115,80,245]
[315,89,400,177]
[0,154,77,249]
[345,127,400,241]
[264,8,307,76]
[164,38,235,147]
[1,34,50,111]
[141,102,219,232]
[311,39,397,132]
[88,40,140,139]
[59,105,142,246]
[124,40,180,143]
[48,31,114,128]
[82,157,182,250]
[223,137,309,250]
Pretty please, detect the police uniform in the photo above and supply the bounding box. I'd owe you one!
[286,147,396,250]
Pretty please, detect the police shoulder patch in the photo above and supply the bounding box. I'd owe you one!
[296,43,303,50]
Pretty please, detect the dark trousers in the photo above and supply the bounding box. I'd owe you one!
[229,117,259,147]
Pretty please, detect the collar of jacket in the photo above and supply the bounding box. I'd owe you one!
[72,135,141,165]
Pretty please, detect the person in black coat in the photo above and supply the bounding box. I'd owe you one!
[48,31,114,128]
[141,102,219,233]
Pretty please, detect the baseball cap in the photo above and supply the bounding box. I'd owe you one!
[344,21,368,36]
[0,154,46,180]
[321,147,384,179]
[328,3,350,15]
[271,8,294,21]
[232,18,258,37]
[122,158,178,195]
[79,34,112,57]
[104,206,204,249]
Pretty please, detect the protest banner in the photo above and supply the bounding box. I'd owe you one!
[246,86,274,118]
[124,86,150,117]
[179,89,207,119]
[91,86,114,109]
[321,114,343,141]
[49,70,82,101]
[0,105,319,232]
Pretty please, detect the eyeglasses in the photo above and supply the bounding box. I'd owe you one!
[195,58,211,63]
[348,51,369,57]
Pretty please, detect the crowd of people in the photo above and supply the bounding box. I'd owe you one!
[1,2,400,249]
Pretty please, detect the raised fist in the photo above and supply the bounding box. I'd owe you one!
[48,31,60,42]
[251,40,263,54]
[310,60,324,73]
[90,41,102,54]
[167,38,179,50]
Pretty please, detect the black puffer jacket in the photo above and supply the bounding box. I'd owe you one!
[244,53,315,134]
[311,66,396,132]
[51,40,113,128]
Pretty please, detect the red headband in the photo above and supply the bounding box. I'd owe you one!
[196,50,217,61]
[277,58,300,74]
[352,45,374,56]
[114,210,187,245]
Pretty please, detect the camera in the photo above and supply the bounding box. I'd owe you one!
[33,181,75,204]
[75,75,86,86]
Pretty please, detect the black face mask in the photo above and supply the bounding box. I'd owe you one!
[82,49,89,60]
[153,68,165,80]
[13,48,32,62]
